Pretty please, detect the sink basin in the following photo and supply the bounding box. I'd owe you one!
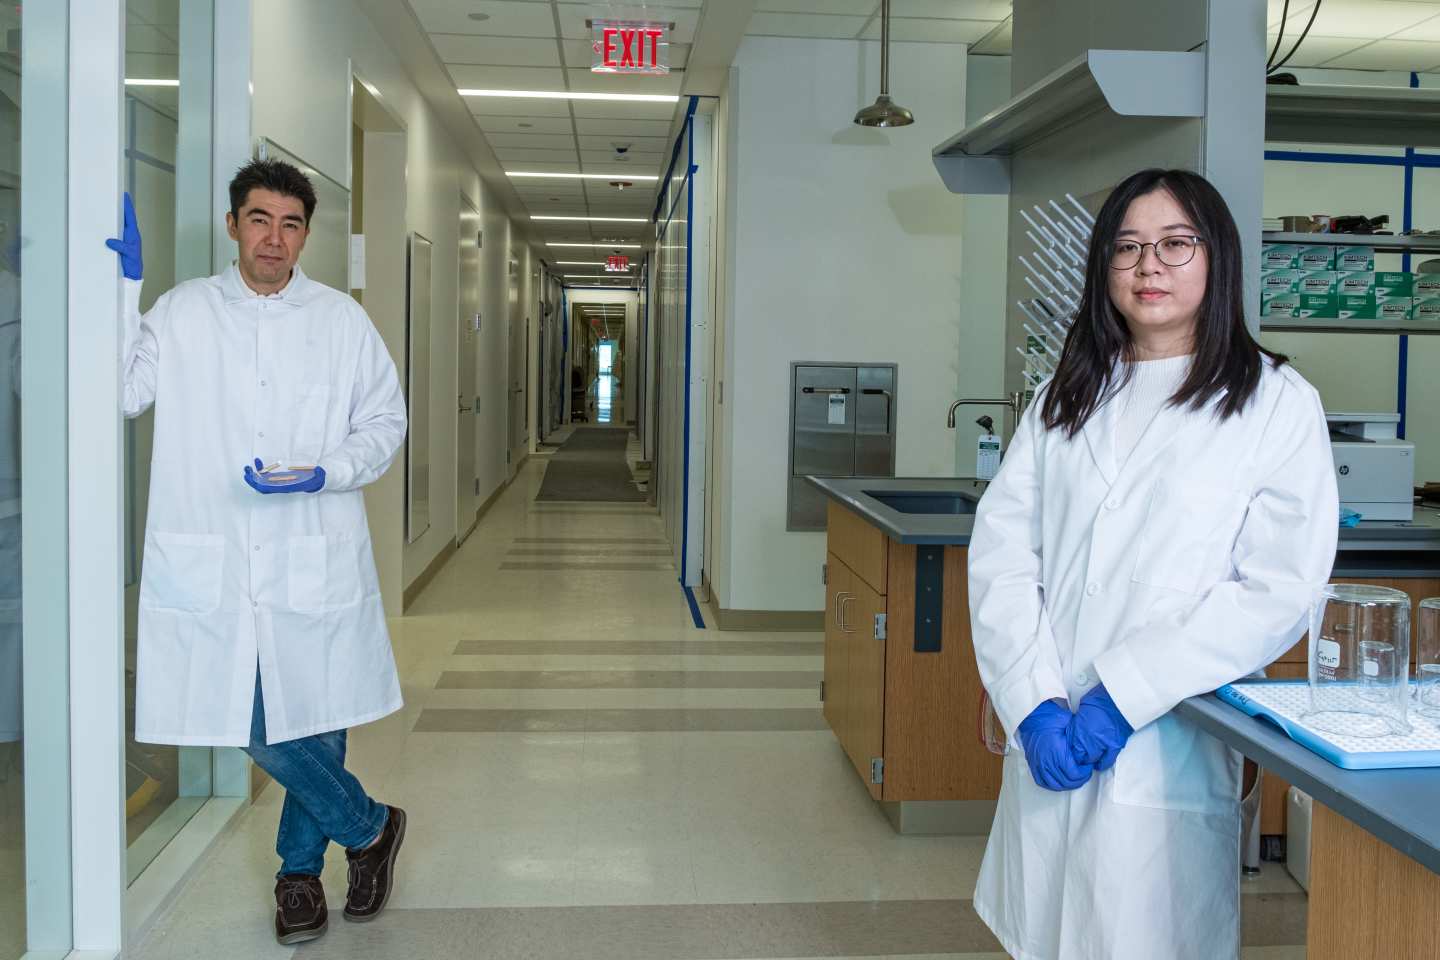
[863,490,978,515]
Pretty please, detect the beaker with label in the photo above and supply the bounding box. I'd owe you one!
[1418,598,1440,721]
[1305,584,1411,738]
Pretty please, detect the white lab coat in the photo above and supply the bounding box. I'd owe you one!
[124,264,407,747]
[968,359,1337,960]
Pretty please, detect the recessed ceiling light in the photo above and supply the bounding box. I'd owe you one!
[508,172,659,181]
[460,89,680,104]
[125,78,179,87]
[532,215,648,223]
[548,242,642,248]
[467,12,491,21]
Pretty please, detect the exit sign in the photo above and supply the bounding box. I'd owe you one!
[606,255,630,272]
[591,19,669,75]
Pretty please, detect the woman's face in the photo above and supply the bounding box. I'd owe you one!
[1106,189,1208,353]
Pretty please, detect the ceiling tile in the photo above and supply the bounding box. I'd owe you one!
[1392,14,1440,40]
[447,64,567,89]
[430,34,564,66]
[465,97,572,117]
[746,12,870,38]
[556,3,702,42]
[473,114,574,134]
[126,24,178,55]
[128,0,178,26]
[577,134,669,150]
[894,0,1012,17]
[1320,38,1440,69]
[484,132,577,148]
[565,69,684,95]
[493,148,583,163]
[859,17,998,41]
[571,99,680,121]
[1263,34,1371,66]
[1274,0,1439,38]
[125,52,178,81]
[754,0,879,14]
[574,117,674,136]
[406,0,558,38]
[580,149,665,164]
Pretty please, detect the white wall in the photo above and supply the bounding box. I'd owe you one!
[1259,67,1440,485]
[716,37,989,612]
[250,0,539,595]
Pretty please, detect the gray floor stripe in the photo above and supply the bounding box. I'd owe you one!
[437,670,825,690]
[296,900,1001,960]
[506,548,675,557]
[412,707,830,733]
[512,536,668,544]
[500,561,674,571]
[454,639,824,657]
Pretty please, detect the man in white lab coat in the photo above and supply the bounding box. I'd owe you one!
[107,159,408,945]
[968,170,1337,959]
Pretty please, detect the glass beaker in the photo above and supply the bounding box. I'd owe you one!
[1305,584,1412,738]
[1418,598,1440,721]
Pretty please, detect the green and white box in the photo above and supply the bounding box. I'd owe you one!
[1338,271,1377,296]
[1299,271,1339,295]
[1414,273,1440,296]
[1262,269,1305,301]
[1335,246,1376,271]
[1297,245,1336,271]
[1413,296,1440,324]
[1379,298,1414,324]
[1374,272,1413,298]
[1299,293,1338,317]
[1262,244,1301,269]
[1262,293,1301,318]
[1338,294,1378,320]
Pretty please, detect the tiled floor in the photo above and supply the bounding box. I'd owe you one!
[130,435,1307,959]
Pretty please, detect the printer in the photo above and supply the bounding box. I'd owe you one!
[1327,412,1414,522]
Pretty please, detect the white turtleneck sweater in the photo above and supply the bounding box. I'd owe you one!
[1113,353,1192,470]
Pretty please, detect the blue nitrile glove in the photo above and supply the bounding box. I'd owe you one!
[1017,699,1094,791]
[105,192,144,281]
[244,459,326,495]
[1068,683,1134,772]
[1340,507,1362,528]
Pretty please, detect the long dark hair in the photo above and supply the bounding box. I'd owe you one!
[1040,169,1286,438]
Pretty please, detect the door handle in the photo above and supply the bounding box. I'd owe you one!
[837,592,855,633]
[458,395,473,413]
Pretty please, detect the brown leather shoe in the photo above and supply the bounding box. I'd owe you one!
[274,874,328,945]
[343,805,406,922]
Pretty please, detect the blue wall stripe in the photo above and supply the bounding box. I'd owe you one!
[683,585,706,629]
[678,97,698,588]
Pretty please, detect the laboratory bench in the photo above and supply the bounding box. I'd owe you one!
[1179,694,1440,960]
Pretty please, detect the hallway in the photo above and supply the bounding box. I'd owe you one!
[131,444,1307,960]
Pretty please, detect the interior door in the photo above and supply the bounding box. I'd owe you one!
[455,196,481,539]
[848,574,887,801]
[506,252,521,462]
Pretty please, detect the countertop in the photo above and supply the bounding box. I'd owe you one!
[806,475,1440,571]
[1176,692,1440,875]
[804,476,983,545]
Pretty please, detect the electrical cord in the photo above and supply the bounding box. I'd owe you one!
[1267,0,1290,72]
[1270,0,1323,74]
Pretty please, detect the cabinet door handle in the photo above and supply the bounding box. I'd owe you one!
[839,593,856,633]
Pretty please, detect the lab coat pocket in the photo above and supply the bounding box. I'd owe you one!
[141,532,225,614]
[287,536,329,612]
[1131,480,1248,594]
[291,384,331,463]
[1110,713,1240,817]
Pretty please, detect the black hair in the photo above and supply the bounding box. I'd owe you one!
[228,158,317,225]
[1040,168,1287,439]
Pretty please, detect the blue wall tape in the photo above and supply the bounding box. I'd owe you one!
[678,97,698,587]
[683,586,706,629]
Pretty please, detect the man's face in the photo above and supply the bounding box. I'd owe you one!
[226,188,309,292]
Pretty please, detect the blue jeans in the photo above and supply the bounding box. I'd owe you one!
[241,672,387,877]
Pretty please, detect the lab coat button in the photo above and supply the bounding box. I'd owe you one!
[260,379,267,387]
[254,545,261,552]
[1106,499,1120,510]
[1086,582,1100,597]
[1075,672,1090,686]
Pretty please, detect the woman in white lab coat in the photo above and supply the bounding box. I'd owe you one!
[968,169,1338,960]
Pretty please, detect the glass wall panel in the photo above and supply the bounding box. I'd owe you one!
[0,5,22,956]
[123,0,213,883]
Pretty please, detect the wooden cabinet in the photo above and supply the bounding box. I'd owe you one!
[822,502,1002,803]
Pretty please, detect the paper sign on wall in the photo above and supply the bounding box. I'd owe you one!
[591,19,669,75]
[827,394,846,425]
[349,234,366,290]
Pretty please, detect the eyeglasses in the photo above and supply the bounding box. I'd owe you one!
[1110,235,1205,270]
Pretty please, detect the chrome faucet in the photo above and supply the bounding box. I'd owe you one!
[946,391,1024,431]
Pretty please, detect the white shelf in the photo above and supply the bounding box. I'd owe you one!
[1260,316,1440,336]
[1266,84,1440,149]
[1262,232,1440,255]
[931,49,1205,195]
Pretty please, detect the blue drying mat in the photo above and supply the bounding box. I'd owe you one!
[1215,679,1440,770]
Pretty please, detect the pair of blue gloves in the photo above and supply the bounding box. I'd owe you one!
[1017,684,1133,791]
[244,460,326,495]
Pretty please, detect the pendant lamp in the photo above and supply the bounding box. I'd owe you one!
[853,0,914,128]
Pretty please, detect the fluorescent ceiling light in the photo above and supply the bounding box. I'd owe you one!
[548,242,642,249]
[125,78,179,87]
[460,89,679,104]
[555,261,606,266]
[508,172,660,181]
[532,215,649,223]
